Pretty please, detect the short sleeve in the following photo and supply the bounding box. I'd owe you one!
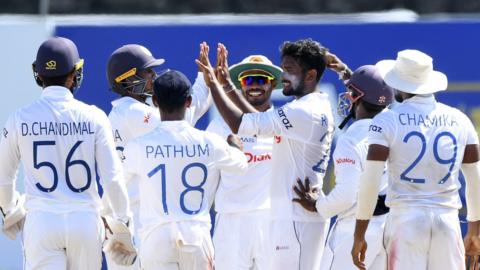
[0,113,20,186]
[368,110,395,147]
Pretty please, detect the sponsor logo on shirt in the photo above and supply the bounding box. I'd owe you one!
[336,157,356,165]
[277,108,293,130]
[144,113,152,123]
[369,125,382,133]
[245,152,271,163]
[274,136,282,144]
[275,245,289,251]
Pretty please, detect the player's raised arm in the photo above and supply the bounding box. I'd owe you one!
[196,42,250,134]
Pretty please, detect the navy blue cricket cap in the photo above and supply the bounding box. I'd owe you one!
[153,70,192,99]
[34,37,84,77]
[347,65,394,106]
[107,44,165,88]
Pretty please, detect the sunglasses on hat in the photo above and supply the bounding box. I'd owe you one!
[238,74,274,87]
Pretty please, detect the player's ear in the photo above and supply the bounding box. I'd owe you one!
[185,96,192,108]
[305,69,317,83]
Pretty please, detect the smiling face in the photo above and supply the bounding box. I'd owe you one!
[238,69,275,109]
[280,55,306,97]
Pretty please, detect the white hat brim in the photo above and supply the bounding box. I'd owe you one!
[375,59,448,95]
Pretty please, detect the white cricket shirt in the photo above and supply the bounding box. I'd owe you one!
[123,120,247,231]
[0,86,123,213]
[238,91,334,222]
[108,73,211,204]
[206,109,273,214]
[316,119,387,220]
[368,95,479,209]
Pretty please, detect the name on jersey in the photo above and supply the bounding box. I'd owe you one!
[21,121,94,136]
[245,152,271,163]
[146,144,210,158]
[277,108,293,129]
[398,113,458,127]
[335,157,355,165]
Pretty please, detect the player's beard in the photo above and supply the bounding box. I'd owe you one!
[282,73,305,97]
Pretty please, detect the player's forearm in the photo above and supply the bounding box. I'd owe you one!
[224,83,258,114]
[103,180,131,220]
[208,79,244,133]
[354,219,370,240]
[0,184,15,213]
[462,161,480,221]
[467,220,480,235]
[355,160,385,220]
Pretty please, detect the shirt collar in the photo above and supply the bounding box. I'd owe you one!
[111,96,142,107]
[41,86,74,100]
[403,94,436,105]
[158,120,190,129]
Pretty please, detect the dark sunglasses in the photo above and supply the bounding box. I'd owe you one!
[238,74,274,87]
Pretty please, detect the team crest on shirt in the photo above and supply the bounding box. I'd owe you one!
[144,113,151,123]
[2,128,7,138]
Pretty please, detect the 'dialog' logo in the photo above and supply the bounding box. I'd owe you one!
[45,60,57,70]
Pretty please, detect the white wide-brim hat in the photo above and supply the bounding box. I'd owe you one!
[375,49,448,95]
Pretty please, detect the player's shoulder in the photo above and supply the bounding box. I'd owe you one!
[371,107,396,123]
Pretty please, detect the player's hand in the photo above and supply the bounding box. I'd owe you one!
[195,42,218,88]
[103,217,137,266]
[351,236,368,270]
[464,224,480,270]
[216,43,236,89]
[1,193,26,240]
[227,134,244,151]
[325,52,347,73]
[292,177,318,212]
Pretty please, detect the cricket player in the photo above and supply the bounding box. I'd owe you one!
[122,70,247,269]
[0,37,134,269]
[196,40,344,270]
[105,44,211,269]
[352,49,480,270]
[206,54,282,270]
[293,65,393,270]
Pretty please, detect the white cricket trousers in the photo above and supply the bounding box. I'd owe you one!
[213,210,270,270]
[384,206,465,270]
[106,201,140,270]
[23,210,104,270]
[139,220,214,270]
[270,220,329,270]
[320,214,387,270]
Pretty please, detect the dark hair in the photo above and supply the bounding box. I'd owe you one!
[280,38,328,82]
[153,70,192,113]
[360,100,386,114]
[40,73,71,87]
[154,91,190,113]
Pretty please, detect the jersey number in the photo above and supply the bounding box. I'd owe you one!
[33,140,92,193]
[400,131,457,184]
[147,162,207,215]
